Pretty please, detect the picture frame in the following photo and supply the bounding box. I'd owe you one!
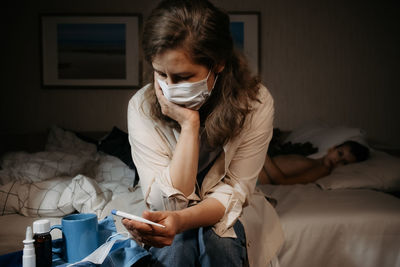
[229,12,260,75]
[40,14,141,89]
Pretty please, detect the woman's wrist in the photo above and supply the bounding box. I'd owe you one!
[173,210,186,234]
[173,198,225,233]
[180,116,200,132]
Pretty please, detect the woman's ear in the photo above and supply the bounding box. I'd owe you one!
[214,63,225,73]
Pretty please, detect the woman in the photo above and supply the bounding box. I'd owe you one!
[258,140,370,185]
[123,0,283,266]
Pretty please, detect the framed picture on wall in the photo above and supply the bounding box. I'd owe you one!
[40,14,141,89]
[229,12,260,75]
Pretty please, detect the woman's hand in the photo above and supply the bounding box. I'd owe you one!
[121,210,181,248]
[154,78,200,130]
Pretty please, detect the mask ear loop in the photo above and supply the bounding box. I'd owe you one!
[106,231,130,243]
[207,72,219,96]
[66,231,131,267]
[211,74,219,90]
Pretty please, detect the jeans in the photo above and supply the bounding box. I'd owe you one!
[148,220,248,267]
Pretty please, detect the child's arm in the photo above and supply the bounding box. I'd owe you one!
[263,155,331,185]
[262,156,287,184]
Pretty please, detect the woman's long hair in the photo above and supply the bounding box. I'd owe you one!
[142,0,260,148]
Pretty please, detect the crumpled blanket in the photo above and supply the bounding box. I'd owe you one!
[0,126,138,218]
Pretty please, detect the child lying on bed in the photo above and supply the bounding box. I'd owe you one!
[258,141,369,185]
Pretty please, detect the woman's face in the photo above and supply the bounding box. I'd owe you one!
[152,48,217,92]
[323,145,357,169]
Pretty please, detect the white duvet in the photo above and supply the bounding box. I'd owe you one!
[0,126,139,218]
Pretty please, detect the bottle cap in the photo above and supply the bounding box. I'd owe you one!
[33,219,50,234]
[23,226,35,244]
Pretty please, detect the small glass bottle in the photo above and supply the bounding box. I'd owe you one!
[33,219,52,267]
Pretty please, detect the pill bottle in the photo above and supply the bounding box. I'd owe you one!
[33,219,52,267]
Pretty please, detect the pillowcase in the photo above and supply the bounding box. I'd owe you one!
[316,150,400,192]
[45,125,98,158]
[284,121,368,159]
[92,154,137,188]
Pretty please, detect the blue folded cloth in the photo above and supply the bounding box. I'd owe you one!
[54,238,149,267]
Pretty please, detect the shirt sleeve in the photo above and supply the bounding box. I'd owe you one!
[204,86,274,236]
[127,88,200,211]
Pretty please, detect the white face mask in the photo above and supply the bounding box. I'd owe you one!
[157,70,218,110]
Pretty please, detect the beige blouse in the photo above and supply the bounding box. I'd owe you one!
[127,84,284,267]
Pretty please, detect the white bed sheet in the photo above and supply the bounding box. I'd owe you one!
[258,184,400,267]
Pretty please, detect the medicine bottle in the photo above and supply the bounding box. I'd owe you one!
[33,219,52,267]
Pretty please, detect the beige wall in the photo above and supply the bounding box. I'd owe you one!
[2,0,399,147]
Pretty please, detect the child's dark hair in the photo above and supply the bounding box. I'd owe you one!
[337,141,370,162]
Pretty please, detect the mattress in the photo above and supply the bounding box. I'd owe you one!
[258,184,400,267]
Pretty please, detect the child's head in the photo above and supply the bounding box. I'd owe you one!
[338,141,370,162]
[323,141,370,169]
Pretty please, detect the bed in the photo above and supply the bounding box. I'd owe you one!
[258,184,400,267]
[262,121,400,267]
[1,123,399,267]
[0,126,147,255]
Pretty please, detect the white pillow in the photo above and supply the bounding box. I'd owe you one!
[285,122,368,159]
[284,120,329,145]
[92,153,136,187]
[316,150,400,192]
[45,125,97,158]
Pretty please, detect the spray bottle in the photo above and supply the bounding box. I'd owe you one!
[22,226,36,267]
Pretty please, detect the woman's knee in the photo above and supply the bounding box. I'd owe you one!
[199,222,247,266]
[149,229,199,267]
